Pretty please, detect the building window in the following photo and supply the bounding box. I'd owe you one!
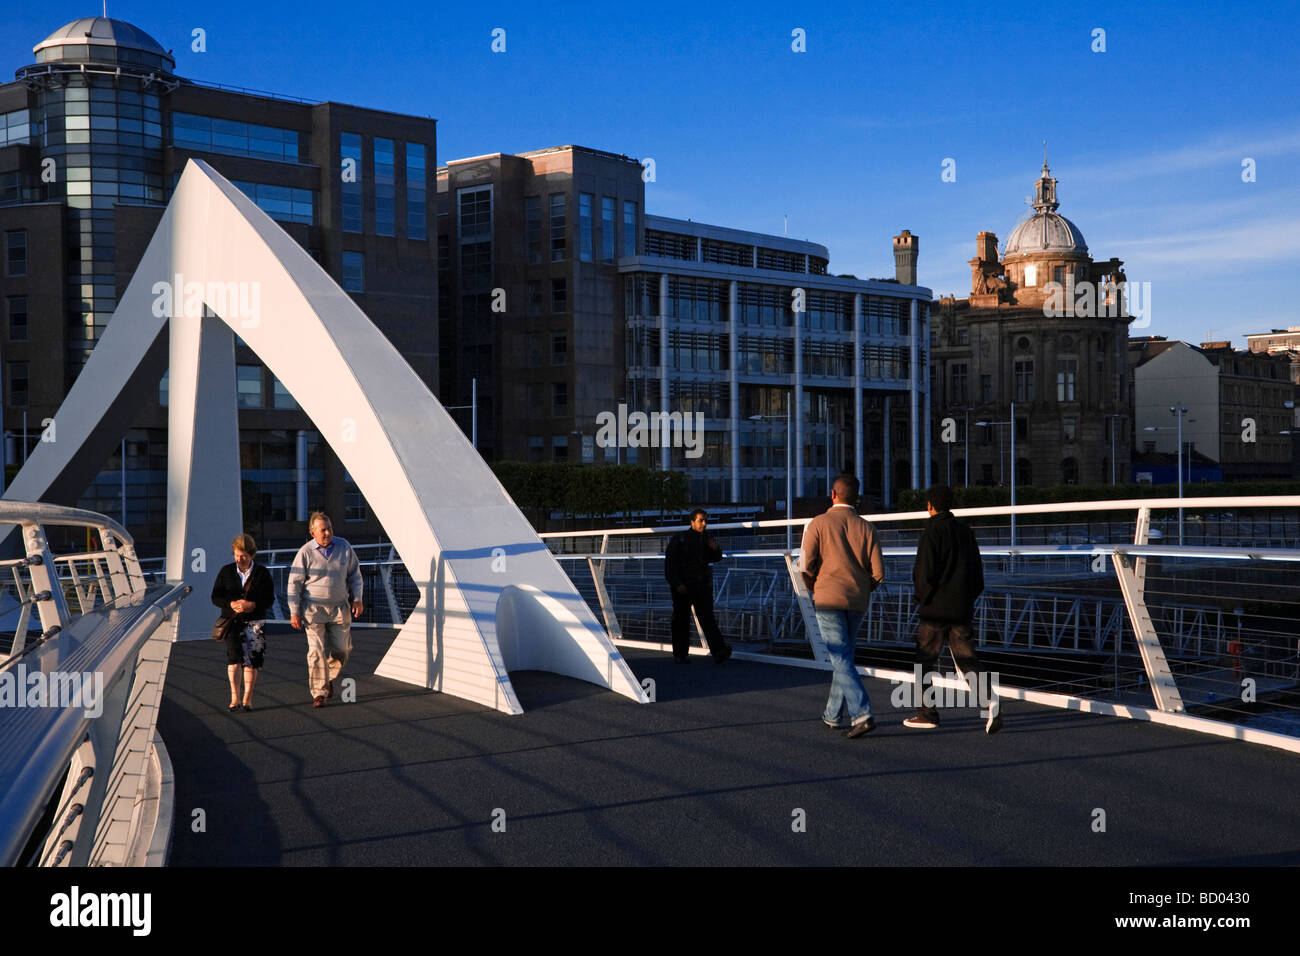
[8,361,27,406]
[526,280,542,316]
[623,200,637,257]
[1017,458,1032,485]
[551,277,567,313]
[578,193,593,262]
[343,472,369,521]
[7,296,27,341]
[458,187,492,241]
[1063,417,1076,443]
[552,333,567,365]
[340,132,362,233]
[549,193,566,261]
[406,142,427,240]
[980,374,993,404]
[1024,263,1037,287]
[171,113,305,163]
[1014,359,1034,403]
[232,181,316,225]
[601,197,615,263]
[5,231,26,277]
[1062,457,1079,485]
[374,138,395,237]
[552,382,568,414]
[271,375,298,410]
[342,252,364,292]
[1015,417,1027,441]
[949,362,968,404]
[236,365,263,409]
[553,435,568,461]
[958,328,969,345]
[1056,358,1077,402]
[525,196,542,264]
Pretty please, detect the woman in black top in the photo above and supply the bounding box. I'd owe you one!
[211,533,275,711]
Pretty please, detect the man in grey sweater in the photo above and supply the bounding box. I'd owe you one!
[799,475,885,738]
[288,512,364,707]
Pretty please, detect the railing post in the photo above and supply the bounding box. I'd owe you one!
[23,520,71,639]
[785,552,826,662]
[588,533,623,642]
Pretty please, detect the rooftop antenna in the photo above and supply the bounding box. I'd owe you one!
[103,1,107,16]
[783,214,788,237]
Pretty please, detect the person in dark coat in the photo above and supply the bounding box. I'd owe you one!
[663,509,732,662]
[211,533,275,712]
[905,484,1002,733]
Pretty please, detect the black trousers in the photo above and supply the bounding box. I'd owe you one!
[914,619,986,712]
[670,585,729,659]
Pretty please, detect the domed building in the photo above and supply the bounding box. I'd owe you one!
[930,162,1134,489]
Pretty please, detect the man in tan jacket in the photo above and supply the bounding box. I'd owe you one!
[800,475,885,738]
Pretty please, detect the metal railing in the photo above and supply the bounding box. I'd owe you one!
[0,502,190,867]
[136,497,1300,755]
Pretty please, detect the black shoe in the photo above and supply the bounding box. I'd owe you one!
[903,710,940,729]
[228,703,239,712]
[673,654,689,664]
[714,645,732,663]
[844,715,876,738]
[242,703,253,712]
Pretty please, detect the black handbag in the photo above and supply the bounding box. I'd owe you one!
[212,570,255,640]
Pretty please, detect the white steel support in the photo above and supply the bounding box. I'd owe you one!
[1113,549,1185,713]
[5,159,647,714]
[786,552,826,662]
[729,280,740,502]
[853,293,863,492]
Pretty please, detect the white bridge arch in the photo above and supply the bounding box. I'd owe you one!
[4,159,647,714]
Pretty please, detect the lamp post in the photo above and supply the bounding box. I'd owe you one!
[1144,403,1191,546]
[750,398,793,551]
[975,400,1016,546]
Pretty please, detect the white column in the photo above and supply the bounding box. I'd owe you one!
[792,289,804,498]
[853,293,863,491]
[883,394,891,507]
[166,311,242,640]
[658,272,669,471]
[922,301,931,488]
[729,280,740,501]
[909,297,920,491]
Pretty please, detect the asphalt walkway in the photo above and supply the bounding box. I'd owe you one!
[159,627,1300,866]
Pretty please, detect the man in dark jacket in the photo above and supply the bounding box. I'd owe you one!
[905,484,1002,733]
[664,509,732,662]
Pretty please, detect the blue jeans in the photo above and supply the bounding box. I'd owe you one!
[816,609,870,723]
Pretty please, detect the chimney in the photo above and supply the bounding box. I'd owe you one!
[976,231,999,264]
[893,229,918,285]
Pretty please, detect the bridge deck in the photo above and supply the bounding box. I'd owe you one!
[159,627,1300,866]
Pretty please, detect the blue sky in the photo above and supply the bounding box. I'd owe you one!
[7,0,1299,345]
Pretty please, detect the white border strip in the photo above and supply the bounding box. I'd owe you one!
[611,639,1300,756]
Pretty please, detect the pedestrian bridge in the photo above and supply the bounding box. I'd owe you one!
[5,496,1300,866]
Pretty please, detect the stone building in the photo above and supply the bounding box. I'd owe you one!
[930,162,1133,488]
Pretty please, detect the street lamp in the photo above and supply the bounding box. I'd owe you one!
[975,400,1016,546]
[1144,403,1192,546]
[750,398,793,551]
